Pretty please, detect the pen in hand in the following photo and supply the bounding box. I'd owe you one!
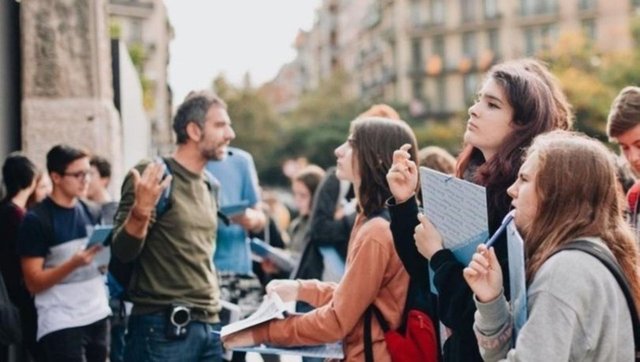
[485,211,515,248]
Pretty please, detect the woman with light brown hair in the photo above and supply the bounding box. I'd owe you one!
[465,130,640,361]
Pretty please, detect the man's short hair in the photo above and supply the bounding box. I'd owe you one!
[607,86,640,139]
[173,90,227,144]
[90,155,111,179]
[47,144,89,175]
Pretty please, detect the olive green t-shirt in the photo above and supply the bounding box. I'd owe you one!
[111,158,220,322]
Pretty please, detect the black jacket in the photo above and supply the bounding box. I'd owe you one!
[388,195,510,362]
[293,167,355,280]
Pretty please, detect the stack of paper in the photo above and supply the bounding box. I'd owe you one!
[419,167,489,265]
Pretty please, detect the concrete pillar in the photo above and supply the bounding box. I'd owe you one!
[21,0,123,188]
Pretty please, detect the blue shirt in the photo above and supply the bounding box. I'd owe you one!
[206,147,260,274]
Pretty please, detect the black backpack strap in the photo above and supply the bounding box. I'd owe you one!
[364,306,374,362]
[364,304,391,362]
[554,240,640,355]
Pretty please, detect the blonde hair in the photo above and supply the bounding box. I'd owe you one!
[523,131,640,310]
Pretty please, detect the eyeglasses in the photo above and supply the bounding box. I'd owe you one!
[63,170,92,180]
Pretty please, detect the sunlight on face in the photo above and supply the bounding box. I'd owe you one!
[334,136,359,184]
[507,152,540,236]
[464,78,515,161]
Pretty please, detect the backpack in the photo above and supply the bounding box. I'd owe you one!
[553,240,640,361]
[0,271,22,345]
[362,209,439,362]
[107,158,221,297]
[364,278,439,362]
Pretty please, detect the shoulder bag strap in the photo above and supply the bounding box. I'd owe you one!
[554,240,640,356]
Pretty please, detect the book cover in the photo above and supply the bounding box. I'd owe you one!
[250,238,296,273]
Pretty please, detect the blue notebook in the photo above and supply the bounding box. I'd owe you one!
[86,225,113,248]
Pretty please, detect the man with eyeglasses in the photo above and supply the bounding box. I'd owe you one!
[17,144,111,362]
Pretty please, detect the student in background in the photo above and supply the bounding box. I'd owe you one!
[464,131,640,361]
[87,155,112,204]
[418,146,456,175]
[0,153,44,362]
[386,59,566,361]
[223,117,418,361]
[288,165,325,263]
[26,173,52,209]
[606,86,640,233]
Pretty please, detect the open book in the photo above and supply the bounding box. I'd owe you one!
[221,293,290,337]
[221,294,345,359]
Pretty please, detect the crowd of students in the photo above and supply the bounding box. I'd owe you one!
[2,57,640,362]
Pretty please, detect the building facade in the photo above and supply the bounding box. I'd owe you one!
[109,0,173,155]
[273,0,639,120]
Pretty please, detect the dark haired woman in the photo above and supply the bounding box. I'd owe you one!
[0,152,43,361]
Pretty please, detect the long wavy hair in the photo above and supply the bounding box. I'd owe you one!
[456,61,560,228]
[523,131,640,310]
[350,117,418,217]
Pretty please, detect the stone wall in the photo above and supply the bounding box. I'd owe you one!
[21,0,123,193]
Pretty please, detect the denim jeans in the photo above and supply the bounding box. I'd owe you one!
[123,313,222,362]
[40,317,109,362]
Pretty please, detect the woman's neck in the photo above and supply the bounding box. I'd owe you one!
[11,190,32,209]
[480,148,496,163]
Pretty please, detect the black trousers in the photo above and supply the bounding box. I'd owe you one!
[40,318,109,362]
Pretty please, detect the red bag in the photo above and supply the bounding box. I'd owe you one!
[364,305,439,362]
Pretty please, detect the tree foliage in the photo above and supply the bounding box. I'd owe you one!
[540,19,640,140]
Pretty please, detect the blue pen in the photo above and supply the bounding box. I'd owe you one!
[485,212,514,248]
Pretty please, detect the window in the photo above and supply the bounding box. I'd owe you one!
[431,0,445,25]
[521,0,535,15]
[521,0,557,15]
[581,19,596,40]
[410,0,424,26]
[484,0,499,19]
[413,80,424,99]
[578,0,596,11]
[433,35,445,57]
[411,39,423,70]
[436,76,447,112]
[130,19,143,43]
[464,73,479,105]
[524,27,536,55]
[460,0,476,22]
[462,32,477,57]
[523,25,557,55]
[488,29,500,57]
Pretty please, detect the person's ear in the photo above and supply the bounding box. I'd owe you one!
[185,122,202,142]
[50,172,62,185]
